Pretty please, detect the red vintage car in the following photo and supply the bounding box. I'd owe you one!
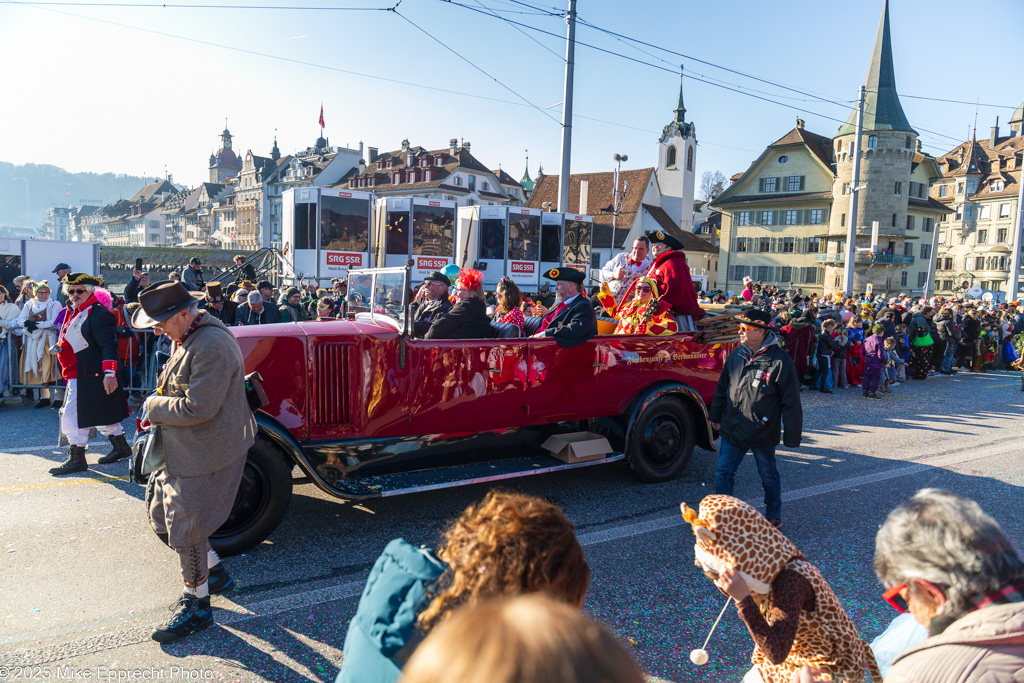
[212,266,732,554]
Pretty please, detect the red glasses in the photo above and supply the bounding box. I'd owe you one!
[883,583,909,612]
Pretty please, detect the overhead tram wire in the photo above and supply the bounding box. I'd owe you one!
[7,1,389,8]
[469,0,563,59]
[435,0,970,145]
[389,8,561,125]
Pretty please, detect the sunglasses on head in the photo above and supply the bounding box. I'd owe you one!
[883,583,909,612]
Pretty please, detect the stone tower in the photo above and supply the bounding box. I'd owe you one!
[209,124,243,183]
[825,0,918,296]
[657,75,697,231]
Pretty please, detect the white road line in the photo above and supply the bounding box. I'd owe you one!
[1,437,1018,666]
[1,440,116,454]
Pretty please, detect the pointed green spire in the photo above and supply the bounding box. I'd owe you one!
[838,0,915,135]
[675,70,686,123]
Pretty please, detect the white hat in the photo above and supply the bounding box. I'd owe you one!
[742,276,753,284]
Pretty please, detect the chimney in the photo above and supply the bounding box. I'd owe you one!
[579,180,589,215]
[796,118,805,130]
[450,138,458,156]
[407,151,414,167]
[359,141,364,157]
[368,147,378,163]
[464,141,471,152]
[991,117,1000,147]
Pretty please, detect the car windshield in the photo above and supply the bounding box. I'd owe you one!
[345,267,408,324]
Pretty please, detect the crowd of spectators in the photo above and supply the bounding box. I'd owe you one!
[702,280,1024,399]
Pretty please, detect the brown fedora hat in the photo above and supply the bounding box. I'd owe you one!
[131,280,205,329]
[205,281,225,302]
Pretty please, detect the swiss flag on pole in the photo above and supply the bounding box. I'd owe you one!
[318,104,325,129]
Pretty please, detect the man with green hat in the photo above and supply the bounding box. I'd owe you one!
[531,267,596,348]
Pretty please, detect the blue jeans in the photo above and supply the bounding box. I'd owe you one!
[715,438,782,519]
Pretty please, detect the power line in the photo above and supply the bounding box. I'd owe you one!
[875,92,1019,110]
[468,0,562,59]
[7,0,389,8]
[390,8,561,125]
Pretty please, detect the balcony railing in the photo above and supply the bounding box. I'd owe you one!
[815,253,915,265]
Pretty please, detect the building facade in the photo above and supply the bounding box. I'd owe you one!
[713,1,949,297]
[932,104,1024,300]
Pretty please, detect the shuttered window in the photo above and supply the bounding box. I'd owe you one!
[786,176,805,191]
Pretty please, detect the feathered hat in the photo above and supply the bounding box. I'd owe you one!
[456,268,484,292]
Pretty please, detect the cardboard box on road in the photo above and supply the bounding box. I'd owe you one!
[541,431,612,464]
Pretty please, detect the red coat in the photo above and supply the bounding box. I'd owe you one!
[625,250,705,320]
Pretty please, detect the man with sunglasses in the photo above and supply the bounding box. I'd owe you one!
[412,271,452,337]
[49,273,131,475]
[708,309,802,529]
[871,489,1024,682]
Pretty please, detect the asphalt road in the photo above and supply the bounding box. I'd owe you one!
[2,369,1023,682]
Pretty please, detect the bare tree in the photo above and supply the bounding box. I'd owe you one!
[699,170,726,201]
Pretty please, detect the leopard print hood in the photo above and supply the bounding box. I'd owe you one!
[683,495,802,588]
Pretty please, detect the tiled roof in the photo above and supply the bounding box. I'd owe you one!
[492,168,520,187]
[908,196,954,213]
[642,204,718,253]
[935,134,1023,199]
[526,168,656,249]
[344,143,504,198]
[130,179,177,204]
[769,127,835,170]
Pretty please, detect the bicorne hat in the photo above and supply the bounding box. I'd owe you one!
[542,267,585,284]
[61,272,104,287]
[130,280,205,329]
[736,308,774,330]
[645,230,684,251]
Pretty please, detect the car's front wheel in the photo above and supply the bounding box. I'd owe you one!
[626,396,696,483]
[211,435,293,556]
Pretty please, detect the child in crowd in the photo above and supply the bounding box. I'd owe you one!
[862,322,887,400]
[881,336,902,393]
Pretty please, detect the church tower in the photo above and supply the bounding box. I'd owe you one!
[209,123,243,183]
[825,0,918,296]
[657,74,697,231]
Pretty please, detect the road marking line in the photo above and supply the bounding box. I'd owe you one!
[981,383,1017,389]
[1,440,118,454]
[575,439,1021,548]
[1,437,1019,666]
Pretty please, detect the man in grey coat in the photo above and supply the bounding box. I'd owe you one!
[132,280,256,643]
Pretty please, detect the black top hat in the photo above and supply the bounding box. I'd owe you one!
[422,271,451,286]
[645,230,684,251]
[542,267,585,284]
[737,308,775,330]
[130,280,205,329]
[53,262,71,273]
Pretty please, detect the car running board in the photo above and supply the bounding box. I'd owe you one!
[340,453,626,498]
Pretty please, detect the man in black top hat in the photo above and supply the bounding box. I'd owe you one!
[131,279,256,643]
[412,271,453,337]
[531,267,597,348]
[708,308,802,529]
[182,257,205,292]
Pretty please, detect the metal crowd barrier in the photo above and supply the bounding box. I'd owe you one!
[2,328,163,400]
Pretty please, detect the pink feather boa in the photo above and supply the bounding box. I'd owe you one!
[93,287,113,310]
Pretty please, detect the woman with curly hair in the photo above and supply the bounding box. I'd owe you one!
[492,277,525,333]
[336,491,589,683]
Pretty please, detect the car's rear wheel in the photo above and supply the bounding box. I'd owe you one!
[626,397,696,483]
[211,435,293,556]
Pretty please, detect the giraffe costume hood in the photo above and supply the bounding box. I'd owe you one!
[682,495,880,683]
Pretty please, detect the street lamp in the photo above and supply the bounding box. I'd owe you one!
[612,154,628,235]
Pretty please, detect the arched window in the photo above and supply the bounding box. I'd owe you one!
[666,146,677,168]
[686,146,694,171]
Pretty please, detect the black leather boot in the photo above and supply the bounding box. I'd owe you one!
[49,445,88,476]
[98,434,132,464]
[151,594,213,644]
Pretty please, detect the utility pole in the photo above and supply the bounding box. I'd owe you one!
[1007,163,1024,301]
[612,153,627,233]
[844,86,866,297]
[556,0,577,213]
[923,214,940,298]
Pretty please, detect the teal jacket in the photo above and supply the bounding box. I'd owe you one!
[336,539,447,683]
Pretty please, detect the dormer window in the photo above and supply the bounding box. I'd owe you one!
[421,159,428,167]
[435,157,443,166]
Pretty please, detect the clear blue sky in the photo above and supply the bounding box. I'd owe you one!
[1,0,1021,194]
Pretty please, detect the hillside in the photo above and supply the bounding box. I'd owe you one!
[0,162,152,230]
